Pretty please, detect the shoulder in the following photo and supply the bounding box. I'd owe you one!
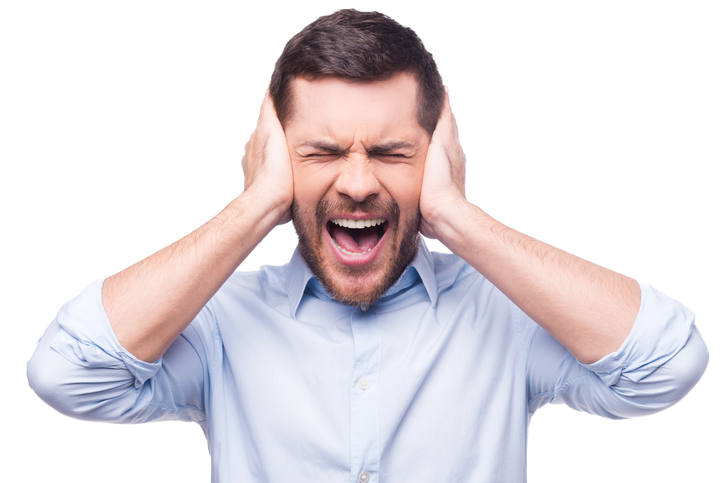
[224,263,288,288]
[430,250,538,330]
[215,262,290,304]
[430,251,483,292]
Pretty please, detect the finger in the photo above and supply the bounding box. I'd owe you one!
[431,90,458,143]
[257,89,282,128]
[443,90,460,139]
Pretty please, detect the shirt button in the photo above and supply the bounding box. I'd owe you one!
[358,471,370,483]
[358,377,370,390]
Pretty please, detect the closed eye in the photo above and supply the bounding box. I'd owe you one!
[304,153,341,157]
[370,152,410,159]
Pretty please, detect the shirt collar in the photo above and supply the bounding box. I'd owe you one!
[286,238,439,317]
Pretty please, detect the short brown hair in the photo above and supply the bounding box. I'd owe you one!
[269,9,444,136]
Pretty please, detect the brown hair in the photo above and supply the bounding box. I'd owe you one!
[269,9,444,136]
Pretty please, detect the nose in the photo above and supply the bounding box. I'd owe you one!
[334,154,381,203]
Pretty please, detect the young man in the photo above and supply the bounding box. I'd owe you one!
[28,9,707,482]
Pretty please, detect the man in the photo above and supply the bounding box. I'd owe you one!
[28,9,707,482]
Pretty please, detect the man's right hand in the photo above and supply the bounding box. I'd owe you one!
[102,90,295,363]
[242,92,294,226]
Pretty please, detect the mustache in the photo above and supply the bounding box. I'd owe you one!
[290,197,401,227]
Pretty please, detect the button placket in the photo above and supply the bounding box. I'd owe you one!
[349,307,381,483]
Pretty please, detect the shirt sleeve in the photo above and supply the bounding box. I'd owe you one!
[27,279,214,426]
[526,281,708,418]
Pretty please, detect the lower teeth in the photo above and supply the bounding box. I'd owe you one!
[335,241,372,256]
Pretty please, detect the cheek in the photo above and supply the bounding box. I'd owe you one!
[291,161,332,202]
[395,186,423,215]
[380,164,425,211]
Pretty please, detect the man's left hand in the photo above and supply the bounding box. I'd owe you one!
[418,91,640,365]
[419,91,468,242]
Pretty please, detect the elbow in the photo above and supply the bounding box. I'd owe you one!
[27,326,139,422]
[27,323,70,415]
[27,345,96,420]
[614,326,709,415]
[27,343,87,419]
[656,325,708,406]
[28,352,140,421]
[27,347,57,409]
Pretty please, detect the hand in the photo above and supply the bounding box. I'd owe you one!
[242,91,294,225]
[419,91,468,241]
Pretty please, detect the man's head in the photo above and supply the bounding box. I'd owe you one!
[270,9,444,136]
[270,10,444,308]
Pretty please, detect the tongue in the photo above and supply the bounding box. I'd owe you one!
[330,225,379,253]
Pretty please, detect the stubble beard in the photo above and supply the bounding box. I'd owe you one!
[292,197,420,308]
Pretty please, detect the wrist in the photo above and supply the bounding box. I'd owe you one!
[240,183,293,226]
[421,194,475,243]
[424,199,503,262]
[209,191,287,255]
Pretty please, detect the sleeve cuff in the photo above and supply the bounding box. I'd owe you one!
[581,281,696,386]
[50,279,162,388]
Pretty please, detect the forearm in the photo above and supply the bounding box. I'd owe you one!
[103,188,284,362]
[438,201,640,364]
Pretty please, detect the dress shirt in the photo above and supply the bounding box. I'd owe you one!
[28,240,708,482]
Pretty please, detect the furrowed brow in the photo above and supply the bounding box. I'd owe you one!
[301,140,348,154]
[366,140,416,154]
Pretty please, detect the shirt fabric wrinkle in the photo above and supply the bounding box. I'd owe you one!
[27,239,708,483]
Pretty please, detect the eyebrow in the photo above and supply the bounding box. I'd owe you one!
[366,140,416,153]
[300,140,348,154]
[299,139,416,154]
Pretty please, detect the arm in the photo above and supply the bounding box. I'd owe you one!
[28,92,293,420]
[102,92,292,363]
[421,94,641,364]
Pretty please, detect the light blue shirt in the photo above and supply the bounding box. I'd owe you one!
[28,241,707,482]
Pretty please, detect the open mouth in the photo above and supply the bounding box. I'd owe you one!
[327,217,388,256]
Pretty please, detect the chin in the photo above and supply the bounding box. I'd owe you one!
[292,197,421,308]
[318,263,396,307]
[299,232,420,308]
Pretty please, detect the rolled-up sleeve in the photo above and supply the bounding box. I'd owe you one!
[527,282,708,418]
[27,279,211,425]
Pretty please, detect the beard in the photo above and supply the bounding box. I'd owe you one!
[292,196,420,308]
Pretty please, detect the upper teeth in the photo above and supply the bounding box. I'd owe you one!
[331,217,385,229]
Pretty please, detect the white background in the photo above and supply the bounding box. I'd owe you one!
[2,1,722,481]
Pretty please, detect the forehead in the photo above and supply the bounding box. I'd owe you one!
[285,74,425,145]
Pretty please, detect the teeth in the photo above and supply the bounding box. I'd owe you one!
[334,240,373,255]
[331,217,385,229]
